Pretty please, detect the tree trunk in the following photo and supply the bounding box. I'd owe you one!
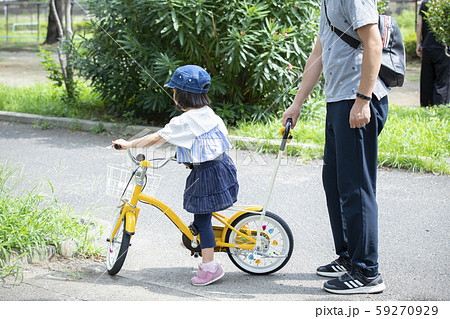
[64,0,74,98]
[65,0,73,40]
[48,0,75,99]
[43,0,64,45]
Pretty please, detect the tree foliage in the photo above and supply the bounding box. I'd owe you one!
[424,0,450,50]
[377,0,388,14]
[73,0,320,124]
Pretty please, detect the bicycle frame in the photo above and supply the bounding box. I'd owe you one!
[107,123,294,276]
[109,156,265,252]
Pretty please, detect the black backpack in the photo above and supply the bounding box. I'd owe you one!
[324,1,406,88]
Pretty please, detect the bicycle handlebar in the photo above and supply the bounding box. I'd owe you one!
[150,156,175,169]
[113,144,174,169]
[127,149,142,166]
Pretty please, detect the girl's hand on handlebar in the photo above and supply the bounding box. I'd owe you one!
[111,139,131,150]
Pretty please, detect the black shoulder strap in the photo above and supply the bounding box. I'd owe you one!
[323,0,361,50]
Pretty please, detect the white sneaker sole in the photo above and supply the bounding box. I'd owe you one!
[191,271,225,286]
[317,270,347,278]
[324,282,386,294]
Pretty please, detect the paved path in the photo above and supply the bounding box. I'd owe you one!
[0,121,449,303]
[389,65,421,107]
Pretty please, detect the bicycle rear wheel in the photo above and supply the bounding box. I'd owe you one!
[225,211,293,275]
[106,208,131,276]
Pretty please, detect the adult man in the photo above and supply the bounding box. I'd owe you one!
[283,0,388,294]
[416,0,450,106]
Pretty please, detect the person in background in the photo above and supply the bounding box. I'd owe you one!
[416,0,450,106]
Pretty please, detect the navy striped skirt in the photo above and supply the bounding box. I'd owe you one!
[183,153,239,214]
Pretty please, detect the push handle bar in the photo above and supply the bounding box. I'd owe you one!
[280,118,292,152]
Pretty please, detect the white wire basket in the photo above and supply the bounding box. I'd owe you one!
[106,164,162,200]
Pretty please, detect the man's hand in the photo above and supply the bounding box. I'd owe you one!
[416,45,423,58]
[349,99,371,129]
[282,104,302,128]
[349,22,380,129]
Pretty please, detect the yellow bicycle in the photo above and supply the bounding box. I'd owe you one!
[105,121,294,276]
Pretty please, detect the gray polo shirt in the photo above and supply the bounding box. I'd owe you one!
[319,0,389,102]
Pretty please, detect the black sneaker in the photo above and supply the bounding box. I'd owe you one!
[316,257,351,278]
[323,268,386,294]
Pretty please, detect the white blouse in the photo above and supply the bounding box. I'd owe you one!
[157,106,231,163]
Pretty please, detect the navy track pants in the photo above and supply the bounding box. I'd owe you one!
[322,96,388,277]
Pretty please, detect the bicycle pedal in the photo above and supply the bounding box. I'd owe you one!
[188,222,200,248]
[191,236,199,249]
[188,223,199,235]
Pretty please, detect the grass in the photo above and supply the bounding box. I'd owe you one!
[233,104,450,175]
[0,81,107,121]
[0,162,104,279]
[378,105,450,174]
[232,116,326,163]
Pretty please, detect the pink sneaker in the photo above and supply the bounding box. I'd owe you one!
[191,263,224,286]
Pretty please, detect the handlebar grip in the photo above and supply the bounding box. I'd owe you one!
[280,118,293,152]
[283,119,292,140]
[114,144,122,150]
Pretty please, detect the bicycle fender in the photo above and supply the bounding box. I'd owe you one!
[125,208,139,235]
[227,206,262,224]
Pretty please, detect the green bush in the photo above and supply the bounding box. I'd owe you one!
[377,0,389,14]
[391,7,418,61]
[73,20,92,34]
[403,32,419,62]
[424,0,450,48]
[73,0,320,125]
[393,7,416,36]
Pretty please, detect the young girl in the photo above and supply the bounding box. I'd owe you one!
[112,65,239,286]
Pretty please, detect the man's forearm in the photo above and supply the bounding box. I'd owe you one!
[292,37,323,108]
[416,15,422,46]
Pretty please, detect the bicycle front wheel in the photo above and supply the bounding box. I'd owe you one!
[106,209,131,276]
[225,212,293,275]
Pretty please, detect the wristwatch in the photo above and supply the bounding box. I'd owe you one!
[356,92,371,101]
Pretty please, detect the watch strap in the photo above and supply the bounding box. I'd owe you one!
[356,92,371,101]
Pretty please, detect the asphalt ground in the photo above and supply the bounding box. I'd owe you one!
[0,120,449,316]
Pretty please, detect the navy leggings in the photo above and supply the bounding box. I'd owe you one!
[322,96,388,277]
[193,213,216,249]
